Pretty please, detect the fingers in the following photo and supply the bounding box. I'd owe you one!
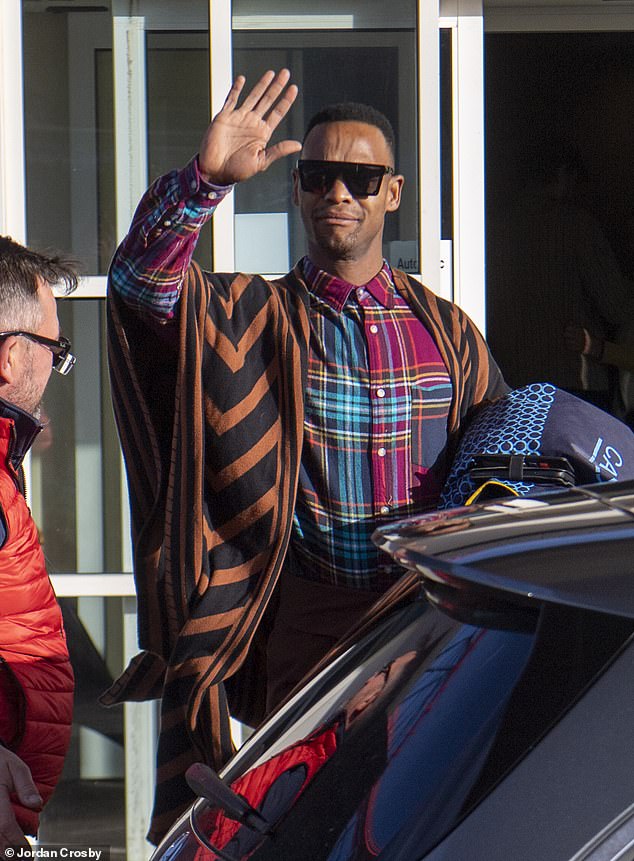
[221,75,246,112]
[0,748,41,810]
[9,768,41,812]
[0,751,39,852]
[225,68,297,127]
[239,69,279,112]
[262,139,303,171]
[244,69,297,117]
[265,83,300,133]
[0,786,30,852]
[202,68,300,183]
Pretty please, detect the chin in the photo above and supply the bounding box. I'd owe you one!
[315,236,358,261]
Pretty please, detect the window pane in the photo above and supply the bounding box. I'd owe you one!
[23,3,210,274]
[232,1,418,274]
[485,30,634,415]
[30,299,126,575]
[29,298,129,852]
[146,29,213,270]
[23,6,113,274]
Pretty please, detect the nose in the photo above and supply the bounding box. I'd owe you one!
[324,176,352,202]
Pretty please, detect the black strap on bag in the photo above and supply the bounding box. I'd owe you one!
[467,454,576,488]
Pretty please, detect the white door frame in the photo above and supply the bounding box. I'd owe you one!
[441,0,487,330]
[211,0,447,297]
[0,0,26,242]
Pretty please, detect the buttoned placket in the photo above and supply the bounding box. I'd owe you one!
[356,286,396,517]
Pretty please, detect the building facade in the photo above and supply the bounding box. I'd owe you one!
[2,0,634,855]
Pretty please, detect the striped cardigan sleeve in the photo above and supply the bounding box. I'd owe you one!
[393,269,508,444]
[105,261,502,843]
[106,263,309,842]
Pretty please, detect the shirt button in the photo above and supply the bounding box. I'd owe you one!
[376,388,386,398]
[378,447,387,457]
[190,180,197,191]
[369,324,379,334]
[163,219,172,227]
[380,505,390,514]
[206,192,216,199]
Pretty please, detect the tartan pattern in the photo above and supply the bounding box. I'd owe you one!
[107,157,228,321]
[291,260,452,590]
[106,161,508,842]
[107,261,506,841]
[106,161,453,591]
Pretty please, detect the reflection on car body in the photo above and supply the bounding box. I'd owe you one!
[152,481,634,861]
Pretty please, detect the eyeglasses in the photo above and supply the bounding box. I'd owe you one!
[0,331,76,375]
[297,159,394,197]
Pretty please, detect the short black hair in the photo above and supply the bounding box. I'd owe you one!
[303,102,396,161]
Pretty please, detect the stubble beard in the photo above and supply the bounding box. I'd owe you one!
[9,351,44,419]
[13,384,43,420]
[313,221,363,262]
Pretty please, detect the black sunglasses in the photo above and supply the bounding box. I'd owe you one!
[297,160,394,197]
[0,331,76,375]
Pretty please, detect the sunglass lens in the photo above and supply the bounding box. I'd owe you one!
[299,162,387,197]
[346,166,383,196]
[299,162,388,196]
[300,165,333,195]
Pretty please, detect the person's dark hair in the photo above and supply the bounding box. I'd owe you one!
[0,235,78,330]
[303,102,396,161]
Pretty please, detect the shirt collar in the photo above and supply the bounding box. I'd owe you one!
[302,257,395,311]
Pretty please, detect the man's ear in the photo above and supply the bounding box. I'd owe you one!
[0,335,21,385]
[385,174,404,213]
[291,168,301,206]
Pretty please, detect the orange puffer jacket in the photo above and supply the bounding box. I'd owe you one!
[0,402,74,836]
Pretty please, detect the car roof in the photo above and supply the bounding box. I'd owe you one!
[373,479,634,620]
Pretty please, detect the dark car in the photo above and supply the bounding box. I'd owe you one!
[151,480,634,861]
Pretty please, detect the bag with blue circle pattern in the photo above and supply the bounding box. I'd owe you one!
[440,383,634,507]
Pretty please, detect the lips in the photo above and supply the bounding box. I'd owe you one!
[314,208,359,225]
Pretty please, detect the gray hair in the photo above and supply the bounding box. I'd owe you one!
[0,235,78,330]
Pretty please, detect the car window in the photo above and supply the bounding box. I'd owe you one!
[190,599,634,861]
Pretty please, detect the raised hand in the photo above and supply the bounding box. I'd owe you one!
[564,323,603,358]
[198,69,302,186]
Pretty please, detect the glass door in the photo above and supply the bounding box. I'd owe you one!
[484,5,634,419]
[19,3,212,857]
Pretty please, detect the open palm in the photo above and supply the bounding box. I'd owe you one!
[198,69,302,186]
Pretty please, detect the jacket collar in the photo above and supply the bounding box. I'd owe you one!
[0,396,44,470]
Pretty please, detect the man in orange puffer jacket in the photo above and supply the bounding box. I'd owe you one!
[0,236,77,851]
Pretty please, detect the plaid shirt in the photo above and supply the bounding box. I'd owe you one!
[292,259,451,590]
[109,158,451,591]
[108,158,228,320]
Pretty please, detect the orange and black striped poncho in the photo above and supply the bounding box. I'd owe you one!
[104,261,507,842]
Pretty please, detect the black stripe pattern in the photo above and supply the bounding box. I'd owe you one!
[105,263,506,842]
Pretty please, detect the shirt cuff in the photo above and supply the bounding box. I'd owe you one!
[184,156,235,199]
